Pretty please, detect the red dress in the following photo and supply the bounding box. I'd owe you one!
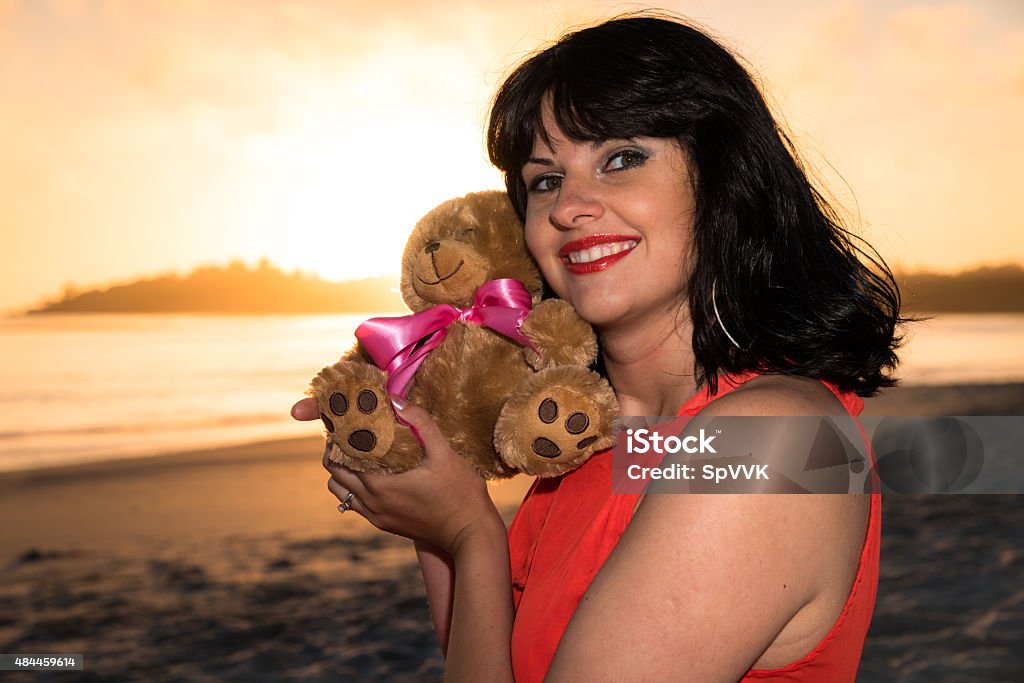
[507,374,880,682]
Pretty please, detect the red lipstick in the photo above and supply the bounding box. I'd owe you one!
[559,234,640,275]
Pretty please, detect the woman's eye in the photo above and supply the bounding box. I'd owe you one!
[528,174,563,193]
[606,149,647,171]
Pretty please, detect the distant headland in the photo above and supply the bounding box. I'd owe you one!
[897,264,1024,313]
[22,260,1024,315]
[27,260,405,314]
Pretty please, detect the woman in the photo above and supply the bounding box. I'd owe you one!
[293,13,902,682]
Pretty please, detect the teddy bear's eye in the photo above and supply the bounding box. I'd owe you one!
[461,227,478,238]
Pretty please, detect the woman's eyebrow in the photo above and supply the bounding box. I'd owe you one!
[524,138,634,168]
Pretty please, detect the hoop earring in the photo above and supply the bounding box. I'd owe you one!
[711,281,743,350]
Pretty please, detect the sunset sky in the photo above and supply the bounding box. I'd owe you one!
[1,0,1022,313]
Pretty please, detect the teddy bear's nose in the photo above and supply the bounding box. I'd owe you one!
[424,241,441,253]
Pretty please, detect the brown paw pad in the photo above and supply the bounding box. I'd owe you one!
[565,411,589,434]
[538,398,558,423]
[329,392,348,416]
[356,389,378,413]
[348,429,377,453]
[532,437,561,459]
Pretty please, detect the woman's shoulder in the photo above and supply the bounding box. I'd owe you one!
[701,374,849,417]
[690,375,862,493]
[625,375,872,669]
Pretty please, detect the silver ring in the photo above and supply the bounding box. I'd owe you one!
[337,492,356,514]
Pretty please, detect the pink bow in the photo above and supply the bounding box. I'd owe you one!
[354,279,538,413]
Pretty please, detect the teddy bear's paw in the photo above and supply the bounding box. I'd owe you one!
[519,299,599,369]
[310,362,399,470]
[321,386,392,457]
[495,366,618,478]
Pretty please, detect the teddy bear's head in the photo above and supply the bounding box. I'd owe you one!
[399,190,543,311]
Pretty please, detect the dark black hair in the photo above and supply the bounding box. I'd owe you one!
[487,12,904,397]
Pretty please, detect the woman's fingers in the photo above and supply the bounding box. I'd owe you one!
[327,476,350,502]
[324,450,371,496]
[322,441,378,498]
[327,477,372,518]
[291,397,318,421]
[391,396,448,457]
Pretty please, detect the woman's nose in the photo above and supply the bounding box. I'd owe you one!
[548,177,604,229]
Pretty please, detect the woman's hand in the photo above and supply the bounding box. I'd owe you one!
[291,395,502,555]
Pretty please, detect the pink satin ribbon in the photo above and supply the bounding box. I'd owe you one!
[354,279,538,414]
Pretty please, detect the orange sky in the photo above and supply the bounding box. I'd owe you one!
[1,0,1022,313]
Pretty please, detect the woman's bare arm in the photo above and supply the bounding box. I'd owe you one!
[414,540,455,655]
[296,395,511,671]
[312,397,516,682]
[443,514,514,683]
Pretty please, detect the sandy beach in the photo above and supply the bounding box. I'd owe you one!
[1,383,1022,682]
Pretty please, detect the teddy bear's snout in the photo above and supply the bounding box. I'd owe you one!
[420,241,464,282]
[410,237,492,306]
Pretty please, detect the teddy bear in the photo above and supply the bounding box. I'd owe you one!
[309,190,618,479]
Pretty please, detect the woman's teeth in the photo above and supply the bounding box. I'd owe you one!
[566,240,638,264]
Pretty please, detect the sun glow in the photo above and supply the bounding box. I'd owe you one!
[187,44,507,285]
[233,110,503,283]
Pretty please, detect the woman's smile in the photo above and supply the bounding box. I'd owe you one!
[559,234,640,273]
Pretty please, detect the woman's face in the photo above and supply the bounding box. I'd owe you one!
[521,108,697,332]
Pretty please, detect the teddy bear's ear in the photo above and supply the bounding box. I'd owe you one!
[468,191,544,303]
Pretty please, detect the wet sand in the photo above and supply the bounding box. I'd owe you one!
[1,383,1021,681]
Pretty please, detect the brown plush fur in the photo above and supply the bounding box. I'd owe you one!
[309,190,618,478]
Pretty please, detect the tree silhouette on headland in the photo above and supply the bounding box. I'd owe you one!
[897,265,1024,313]
[29,259,406,314]
[24,261,1024,314]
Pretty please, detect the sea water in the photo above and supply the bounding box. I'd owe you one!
[0,314,377,471]
[1,313,1022,472]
